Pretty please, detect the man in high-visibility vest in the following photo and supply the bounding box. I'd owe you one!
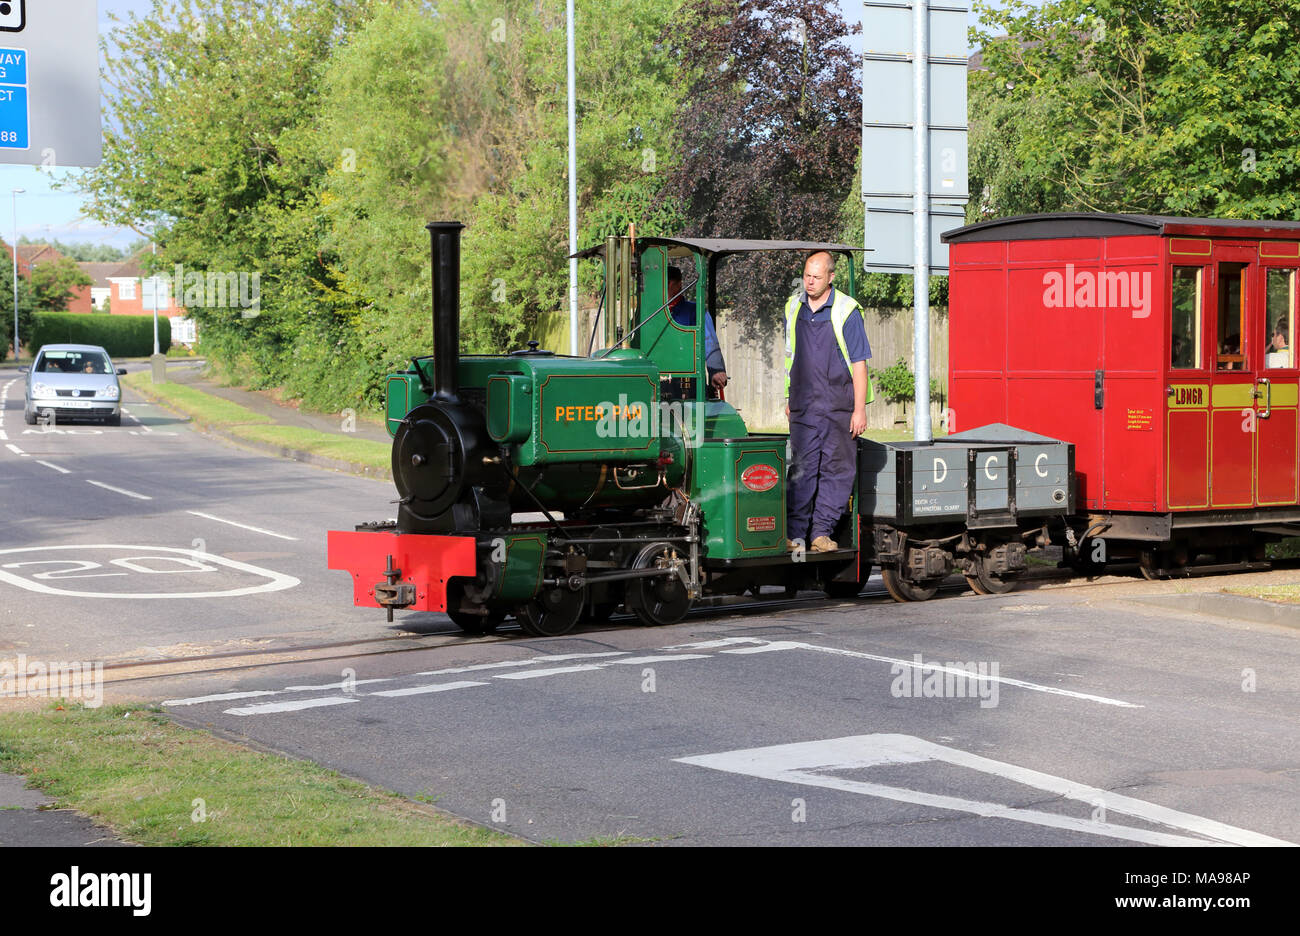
[784,250,872,553]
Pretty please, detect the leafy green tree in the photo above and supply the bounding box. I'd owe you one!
[77,0,372,407]
[30,259,93,313]
[0,260,36,361]
[974,0,1300,218]
[319,0,686,367]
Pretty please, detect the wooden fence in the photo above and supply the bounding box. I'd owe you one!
[534,304,950,434]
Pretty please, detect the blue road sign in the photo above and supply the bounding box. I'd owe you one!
[0,46,27,149]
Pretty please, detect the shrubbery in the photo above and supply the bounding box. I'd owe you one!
[29,313,170,358]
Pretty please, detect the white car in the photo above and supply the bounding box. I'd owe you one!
[22,344,126,426]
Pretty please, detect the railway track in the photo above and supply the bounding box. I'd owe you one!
[87,557,1295,688]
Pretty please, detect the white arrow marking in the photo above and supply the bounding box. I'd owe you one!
[678,735,1295,847]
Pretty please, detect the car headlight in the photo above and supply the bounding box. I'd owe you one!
[97,384,120,400]
[30,381,54,397]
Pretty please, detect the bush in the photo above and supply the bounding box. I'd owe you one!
[871,357,944,403]
[29,312,171,358]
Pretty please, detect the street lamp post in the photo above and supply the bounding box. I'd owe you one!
[10,188,23,362]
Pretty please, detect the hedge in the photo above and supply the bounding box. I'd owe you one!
[28,312,172,358]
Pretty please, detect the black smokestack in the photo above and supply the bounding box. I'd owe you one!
[427,221,465,400]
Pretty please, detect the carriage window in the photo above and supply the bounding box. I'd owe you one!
[1216,262,1247,371]
[1265,268,1295,369]
[1170,267,1202,369]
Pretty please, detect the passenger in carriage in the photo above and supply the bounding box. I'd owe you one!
[1267,320,1291,367]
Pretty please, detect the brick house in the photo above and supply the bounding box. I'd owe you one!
[3,242,93,314]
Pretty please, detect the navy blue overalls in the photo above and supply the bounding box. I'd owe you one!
[787,294,856,544]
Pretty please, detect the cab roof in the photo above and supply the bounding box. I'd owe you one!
[571,237,867,260]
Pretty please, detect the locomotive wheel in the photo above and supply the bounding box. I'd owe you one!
[1138,549,1164,581]
[518,586,585,638]
[966,555,1017,595]
[625,543,692,627]
[445,580,504,634]
[881,567,937,602]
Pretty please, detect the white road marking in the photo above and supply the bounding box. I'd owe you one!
[5,443,27,456]
[677,735,1295,847]
[87,480,152,500]
[661,637,768,651]
[608,654,712,665]
[494,664,607,680]
[187,511,298,541]
[226,697,358,716]
[283,678,392,692]
[165,690,279,706]
[752,640,1139,708]
[413,651,629,677]
[370,681,488,697]
[122,407,152,433]
[36,460,70,474]
[720,641,805,654]
[0,545,300,599]
[0,429,6,440]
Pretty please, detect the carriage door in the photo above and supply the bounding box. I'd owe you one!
[1207,245,1258,508]
[1256,250,1299,506]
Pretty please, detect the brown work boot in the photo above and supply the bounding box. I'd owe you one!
[810,535,838,553]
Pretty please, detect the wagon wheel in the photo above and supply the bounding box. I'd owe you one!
[965,554,1018,595]
[445,579,505,635]
[518,585,585,637]
[1137,548,1164,581]
[625,542,692,626]
[881,566,937,602]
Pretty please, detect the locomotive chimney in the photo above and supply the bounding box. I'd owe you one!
[426,220,465,400]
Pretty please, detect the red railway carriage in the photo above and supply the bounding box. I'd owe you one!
[944,213,1300,574]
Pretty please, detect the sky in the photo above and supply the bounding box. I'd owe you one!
[2,0,998,253]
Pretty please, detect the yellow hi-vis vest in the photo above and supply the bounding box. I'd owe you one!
[783,290,875,404]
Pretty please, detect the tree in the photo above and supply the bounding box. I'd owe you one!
[319,0,687,368]
[0,260,36,361]
[660,0,861,332]
[29,259,93,313]
[76,0,372,407]
[974,0,1300,218]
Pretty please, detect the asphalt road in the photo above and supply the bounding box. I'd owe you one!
[158,588,1300,846]
[0,365,407,664]
[3,362,1299,847]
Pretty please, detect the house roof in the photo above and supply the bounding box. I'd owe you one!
[109,253,147,279]
[77,262,121,289]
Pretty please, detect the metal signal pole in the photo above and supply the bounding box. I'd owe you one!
[912,0,931,441]
[567,0,579,356]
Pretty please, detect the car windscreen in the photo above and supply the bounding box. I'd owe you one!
[39,351,113,374]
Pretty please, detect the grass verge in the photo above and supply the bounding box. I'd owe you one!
[0,703,520,846]
[1222,583,1300,605]
[123,371,390,472]
[122,371,272,428]
[229,423,391,471]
